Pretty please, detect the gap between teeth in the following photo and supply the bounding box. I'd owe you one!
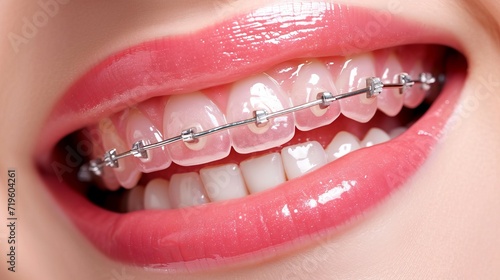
[125,127,406,212]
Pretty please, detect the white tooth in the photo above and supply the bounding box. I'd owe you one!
[290,60,341,131]
[163,92,231,166]
[281,141,327,180]
[144,178,172,210]
[200,164,248,202]
[325,131,361,162]
[169,172,209,209]
[227,73,295,154]
[377,54,404,116]
[389,126,407,139]
[336,54,378,123]
[360,128,391,147]
[126,185,145,212]
[240,153,286,194]
[100,118,141,189]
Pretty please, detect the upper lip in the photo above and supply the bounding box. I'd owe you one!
[39,2,465,272]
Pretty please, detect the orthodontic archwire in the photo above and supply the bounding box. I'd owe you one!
[78,72,443,182]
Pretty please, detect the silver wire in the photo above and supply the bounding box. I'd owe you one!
[77,72,439,181]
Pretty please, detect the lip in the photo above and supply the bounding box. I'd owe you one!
[39,2,465,272]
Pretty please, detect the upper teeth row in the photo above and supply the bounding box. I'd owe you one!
[78,72,440,181]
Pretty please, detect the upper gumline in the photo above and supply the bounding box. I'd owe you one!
[104,48,429,125]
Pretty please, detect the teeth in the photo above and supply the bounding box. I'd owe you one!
[336,54,378,123]
[290,60,341,131]
[377,54,404,116]
[123,126,409,212]
[163,92,231,166]
[240,153,286,194]
[126,185,145,212]
[144,178,172,210]
[168,172,209,209]
[125,109,172,173]
[389,126,408,139]
[199,164,248,202]
[87,135,120,190]
[100,119,141,189]
[227,73,295,154]
[404,61,427,108]
[281,141,327,180]
[325,131,361,162]
[87,46,441,201]
[360,128,391,147]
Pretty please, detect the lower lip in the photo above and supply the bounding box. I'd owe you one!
[45,61,464,271]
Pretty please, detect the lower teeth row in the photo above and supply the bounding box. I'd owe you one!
[117,127,406,212]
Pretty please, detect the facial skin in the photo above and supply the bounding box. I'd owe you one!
[1,0,499,279]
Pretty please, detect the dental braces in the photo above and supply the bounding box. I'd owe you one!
[78,72,441,181]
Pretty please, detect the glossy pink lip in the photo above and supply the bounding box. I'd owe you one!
[39,3,465,272]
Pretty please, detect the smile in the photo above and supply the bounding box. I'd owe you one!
[37,2,467,272]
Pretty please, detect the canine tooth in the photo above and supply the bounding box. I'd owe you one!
[281,141,327,179]
[290,60,341,131]
[144,178,172,210]
[378,54,404,116]
[227,73,295,154]
[336,54,378,123]
[360,128,391,147]
[325,131,361,162]
[200,164,248,202]
[163,92,231,166]
[389,127,407,139]
[240,153,286,194]
[126,185,145,212]
[125,109,172,173]
[169,172,209,209]
[100,119,141,189]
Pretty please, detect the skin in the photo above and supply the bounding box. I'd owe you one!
[1,0,499,279]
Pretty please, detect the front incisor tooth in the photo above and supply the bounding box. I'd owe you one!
[336,54,378,123]
[169,172,209,209]
[163,92,231,166]
[325,131,361,162]
[144,178,172,210]
[360,128,391,147]
[290,60,341,131]
[281,141,327,180]
[240,153,286,194]
[200,164,248,202]
[227,73,295,154]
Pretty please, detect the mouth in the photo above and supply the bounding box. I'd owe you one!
[37,3,467,273]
